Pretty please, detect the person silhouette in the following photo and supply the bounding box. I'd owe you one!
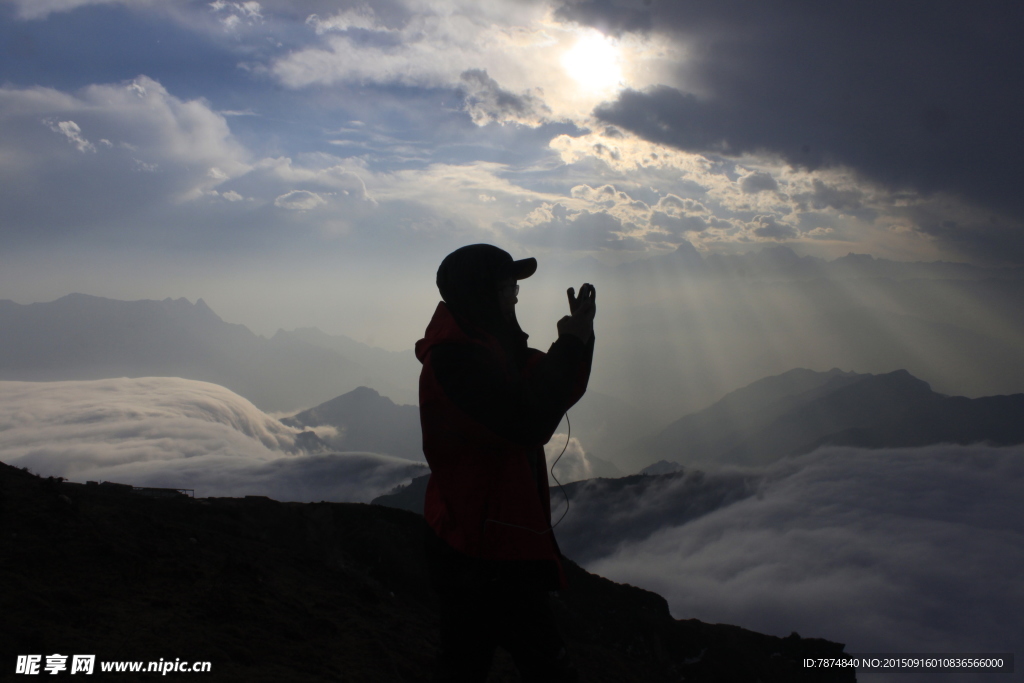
[415,244,595,682]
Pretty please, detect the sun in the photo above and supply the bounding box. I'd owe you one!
[561,33,623,93]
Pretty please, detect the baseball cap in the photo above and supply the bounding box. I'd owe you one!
[436,244,536,306]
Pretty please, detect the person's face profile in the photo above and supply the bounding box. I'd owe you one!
[496,276,518,317]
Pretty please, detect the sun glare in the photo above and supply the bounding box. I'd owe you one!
[561,33,623,93]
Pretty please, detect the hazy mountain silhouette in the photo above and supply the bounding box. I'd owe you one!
[278,384,634,476]
[617,244,1024,282]
[372,474,430,514]
[551,246,1024,422]
[1,461,854,682]
[281,386,423,462]
[271,327,420,405]
[629,367,1024,471]
[554,390,658,465]
[0,294,415,411]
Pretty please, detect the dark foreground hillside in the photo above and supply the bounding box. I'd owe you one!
[0,461,853,682]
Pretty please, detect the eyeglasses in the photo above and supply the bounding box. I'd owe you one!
[500,283,519,296]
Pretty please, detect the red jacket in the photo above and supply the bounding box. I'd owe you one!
[415,302,594,589]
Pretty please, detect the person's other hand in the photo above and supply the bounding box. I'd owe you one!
[557,283,596,342]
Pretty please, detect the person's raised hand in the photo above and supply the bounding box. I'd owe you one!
[557,283,596,342]
[567,283,596,320]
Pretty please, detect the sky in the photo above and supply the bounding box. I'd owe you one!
[3,4,1021,665]
[1,0,1023,347]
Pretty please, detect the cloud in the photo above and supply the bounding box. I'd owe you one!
[749,214,797,241]
[580,445,1024,671]
[509,202,647,251]
[0,76,251,239]
[650,211,707,238]
[459,69,551,127]
[269,2,675,123]
[739,171,778,195]
[566,1,1024,262]
[305,6,386,34]
[4,0,124,19]
[797,179,865,213]
[550,129,714,174]
[209,0,263,30]
[274,189,327,210]
[545,433,593,484]
[552,468,760,564]
[0,378,426,502]
[44,119,95,153]
[653,194,708,217]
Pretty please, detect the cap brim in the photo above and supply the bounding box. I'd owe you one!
[507,257,537,280]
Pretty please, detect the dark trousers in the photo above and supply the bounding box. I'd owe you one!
[424,530,579,683]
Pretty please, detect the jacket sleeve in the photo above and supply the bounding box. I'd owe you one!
[429,333,595,448]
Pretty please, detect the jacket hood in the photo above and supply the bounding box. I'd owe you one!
[415,302,528,365]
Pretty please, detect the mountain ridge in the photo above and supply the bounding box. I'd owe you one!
[0,294,417,411]
[630,367,1024,471]
[281,386,423,462]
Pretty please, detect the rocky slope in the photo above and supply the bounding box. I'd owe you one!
[0,461,853,682]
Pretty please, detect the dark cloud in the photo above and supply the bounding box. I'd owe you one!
[563,0,1024,262]
[799,179,864,213]
[739,171,778,195]
[555,0,653,35]
[650,211,707,237]
[459,69,551,126]
[750,215,797,241]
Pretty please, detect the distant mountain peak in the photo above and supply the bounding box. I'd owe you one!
[673,240,701,256]
[834,252,876,263]
[760,245,800,260]
[869,368,933,393]
[640,460,684,476]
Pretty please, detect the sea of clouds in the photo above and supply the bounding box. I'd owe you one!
[3,378,1017,680]
[0,378,426,502]
[569,446,1022,683]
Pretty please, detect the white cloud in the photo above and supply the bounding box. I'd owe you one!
[44,119,95,153]
[209,0,263,30]
[0,76,250,204]
[305,6,381,34]
[274,189,327,210]
[271,2,677,122]
[4,0,126,20]
[509,203,648,251]
[545,128,961,259]
[550,129,715,175]
[583,446,1024,676]
[459,68,550,127]
[545,433,592,484]
[0,378,426,502]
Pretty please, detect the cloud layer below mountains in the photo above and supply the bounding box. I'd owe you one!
[0,377,426,502]
[583,445,1023,681]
